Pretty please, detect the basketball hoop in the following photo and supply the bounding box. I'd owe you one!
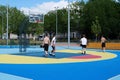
[29,14,44,23]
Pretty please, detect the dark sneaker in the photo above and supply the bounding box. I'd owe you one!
[49,54,52,56]
[49,54,55,57]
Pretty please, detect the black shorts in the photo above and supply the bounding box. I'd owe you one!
[102,43,106,47]
[81,45,86,48]
[44,44,49,51]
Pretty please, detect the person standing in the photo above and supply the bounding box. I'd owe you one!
[80,34,87,54]
[101,36,107,52]
[49,34,56,57]
[43,33,50,57]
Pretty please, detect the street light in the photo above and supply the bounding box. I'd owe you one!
[6,0,9,45]
[55,7,58,36]
[68,0,70,48]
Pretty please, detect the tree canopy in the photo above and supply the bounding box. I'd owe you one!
[0,0,120,40]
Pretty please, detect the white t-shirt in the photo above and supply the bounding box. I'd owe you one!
[51,37,56,45]
[80,37,87,45]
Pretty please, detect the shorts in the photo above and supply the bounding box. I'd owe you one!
[81,45,86,48]
[44,44,49,51]
[102,43,106,47]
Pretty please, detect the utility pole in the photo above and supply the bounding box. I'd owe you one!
[55,7,58,36]
[6,0,9,45]
[68,0,70,48]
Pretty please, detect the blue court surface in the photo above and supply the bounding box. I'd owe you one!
[0,45,120,80]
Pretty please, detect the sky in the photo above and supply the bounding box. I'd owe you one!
[0,0,88,15]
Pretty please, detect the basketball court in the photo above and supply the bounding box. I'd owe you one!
[0,45,120,80]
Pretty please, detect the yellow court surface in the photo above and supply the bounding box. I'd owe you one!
[0,49,117,64]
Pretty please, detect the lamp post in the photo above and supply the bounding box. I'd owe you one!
[68,0,70,48]
[6,0,9,45]
[55,7,58,36]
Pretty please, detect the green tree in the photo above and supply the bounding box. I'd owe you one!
[70,0,85,33]
[0,5,7,36]
[0,5,26,36]
[83,0,120,39]
[44,11,56,33]
[91,16,101,41]
[44,0,85,36]
[9,7,26,34]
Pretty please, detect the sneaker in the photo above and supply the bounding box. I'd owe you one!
[42,55,48,58]
[81,53,84,54]
[49,54,55,57]
[52,54,55,57]
[49,53,52,56]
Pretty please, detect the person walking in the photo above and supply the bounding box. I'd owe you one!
[49,34,56,57]
[42,33,50,57]
[101,36,107,52]
[80,34,87,54]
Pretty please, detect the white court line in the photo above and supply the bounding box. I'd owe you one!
[0,72,32,80]
[108,74,120,80]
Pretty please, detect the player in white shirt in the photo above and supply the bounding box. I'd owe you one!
[49,34,56,57]
[80,34,87,54]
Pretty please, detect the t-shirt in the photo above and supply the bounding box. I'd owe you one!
[51,37,56,45]
[80,37,87,45]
